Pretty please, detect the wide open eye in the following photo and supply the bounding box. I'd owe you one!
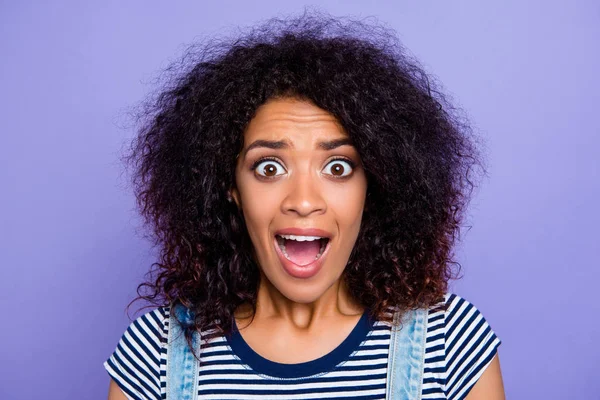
[253,158,287,178]
[323,158,354,178]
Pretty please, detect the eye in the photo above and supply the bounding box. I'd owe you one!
[323,158,354,178]
[253,158,287,178]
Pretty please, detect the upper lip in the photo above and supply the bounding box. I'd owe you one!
[274,227,332,239]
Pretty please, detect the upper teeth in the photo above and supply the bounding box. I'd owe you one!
[278,234,323,241]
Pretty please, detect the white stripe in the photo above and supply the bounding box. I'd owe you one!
[104,293,500,400]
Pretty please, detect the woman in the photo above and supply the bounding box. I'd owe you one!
[105,13,505,399]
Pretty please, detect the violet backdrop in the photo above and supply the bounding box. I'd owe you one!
[1,1,598,399]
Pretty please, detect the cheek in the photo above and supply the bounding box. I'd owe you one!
[326,179,367,223]
[239,184,281,237]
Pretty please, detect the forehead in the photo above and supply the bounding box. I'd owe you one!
[244,98,348,141]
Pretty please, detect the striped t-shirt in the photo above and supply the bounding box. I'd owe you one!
[104,293,501,399]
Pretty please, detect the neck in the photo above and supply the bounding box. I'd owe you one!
[235,270,364,331]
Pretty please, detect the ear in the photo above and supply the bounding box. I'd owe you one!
[228,187,241,209]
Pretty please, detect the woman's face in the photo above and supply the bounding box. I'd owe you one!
[231,97,368,304]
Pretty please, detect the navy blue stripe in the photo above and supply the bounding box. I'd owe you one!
[423,376,445,385]
[445,294,462,326]
[109,353,158,399]
[446,325,492,393]
[196,368,265,376]
[422,386,445,395]
[455,342,499,400]
[106,358,147,400]
[349,353,389,362]
[194,358,245,367]
[117,337,158,380]
[198,372,388,386]
[428,312,444,324]
[130,319,161,355]
[426,343,444,353]
[357,343,391,352]
[445,296,468,338]
[447,318,487,381]
[425,366,446,374]
[104,294,502,400]
[201,349,233,358]
[226,308,374,378]
[427,332,444,343]
[427,320,444,333]
[331,362,389,372]
[446,302,477,355]
[199,382,386,395]
[115,341,158,385]
[425,355,445,364]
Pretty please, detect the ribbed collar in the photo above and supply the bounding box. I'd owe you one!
[226,309,374,379]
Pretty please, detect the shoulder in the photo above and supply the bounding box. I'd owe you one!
[426,293,502,399]
[121,307,170,354]
[424,292,499,332]
[436,293,501,350]
[103,307,170,400]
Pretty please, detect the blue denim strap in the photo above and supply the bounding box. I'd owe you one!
[386,308,428,400]
[167,303,200,400]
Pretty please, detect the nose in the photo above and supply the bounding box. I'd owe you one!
[281,170,327,217]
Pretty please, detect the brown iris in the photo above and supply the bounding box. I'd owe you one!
[331,162,345,176]
[263,163,277,177]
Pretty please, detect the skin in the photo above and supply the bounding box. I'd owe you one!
[466,354,506,399]
[108,97,505,399]
[108,358,504,400]
[230,97,369,362]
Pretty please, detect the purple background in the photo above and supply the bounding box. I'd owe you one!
[1,1,598,399]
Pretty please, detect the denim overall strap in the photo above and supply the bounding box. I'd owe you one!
[167,303,201,400]
[386,308,428,400]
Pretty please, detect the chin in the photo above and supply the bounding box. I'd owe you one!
[277,287,328,304]
[269,270,339,304]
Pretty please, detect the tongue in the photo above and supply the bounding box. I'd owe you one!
[284,239,321,266]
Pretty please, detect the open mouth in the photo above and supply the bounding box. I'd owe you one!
[275,234,329,266]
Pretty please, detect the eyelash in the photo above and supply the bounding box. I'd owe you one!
[250,156,356,179]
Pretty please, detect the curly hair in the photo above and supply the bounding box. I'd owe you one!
[124,12,483,342]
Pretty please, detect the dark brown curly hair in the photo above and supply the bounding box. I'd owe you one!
[123,12,484,341]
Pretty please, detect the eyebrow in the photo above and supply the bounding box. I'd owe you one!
[243,138,354,157]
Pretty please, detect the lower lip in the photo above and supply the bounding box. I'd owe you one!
[273,237,331,279]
